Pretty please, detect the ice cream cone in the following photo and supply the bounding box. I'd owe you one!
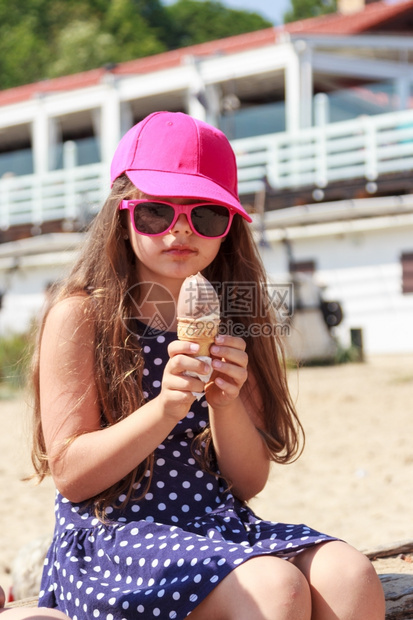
[177,272,220,356]
[177,273,220,398]
[177,316,219,356]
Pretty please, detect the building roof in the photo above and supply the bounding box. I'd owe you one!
[1,0,412,108]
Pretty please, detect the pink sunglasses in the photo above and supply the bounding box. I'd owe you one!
[119,199,234,239]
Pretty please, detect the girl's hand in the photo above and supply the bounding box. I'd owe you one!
[205,335,248,409]
[158,340,211,421]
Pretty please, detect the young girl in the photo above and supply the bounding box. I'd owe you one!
[31,111,384,619]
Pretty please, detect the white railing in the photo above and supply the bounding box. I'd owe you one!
[2,108,413,230]
[234,108,413,195]
[0,164,108,230]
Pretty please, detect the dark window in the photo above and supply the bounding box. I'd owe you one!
[401,252,413,294]
[289,260,316,275]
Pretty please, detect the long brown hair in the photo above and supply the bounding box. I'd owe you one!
[30,175,303,519]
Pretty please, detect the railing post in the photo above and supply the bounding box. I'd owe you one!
[315,125,328,188]
[364,117,378,181]
[267,139,280,189]
[314,93,329,127]
[63,141,78,222]
[0,176,11,230]
[32,175,44,227]
[290,132,301,188]
[314,94,329,188]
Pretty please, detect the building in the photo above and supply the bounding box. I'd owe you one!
[1,0,413,355]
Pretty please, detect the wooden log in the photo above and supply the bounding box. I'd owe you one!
[380,574,413,620]
[365,540,413,561]
[369,540,413,620]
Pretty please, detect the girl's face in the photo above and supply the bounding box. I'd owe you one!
[125,195,223,294]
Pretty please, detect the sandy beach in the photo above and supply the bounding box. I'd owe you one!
[0,353,412,597]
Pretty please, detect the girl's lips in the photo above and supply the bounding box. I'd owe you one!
[163,245,198,257]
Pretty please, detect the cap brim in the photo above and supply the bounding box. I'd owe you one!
[126,170,252,223]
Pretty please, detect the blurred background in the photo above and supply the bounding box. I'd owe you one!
[1,0,412,366]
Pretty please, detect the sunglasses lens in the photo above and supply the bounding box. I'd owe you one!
[191,205,230,237]
[133,203,175,235]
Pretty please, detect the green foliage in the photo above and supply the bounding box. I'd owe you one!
[0,0,272,90]
[0,14,49,90]
[48,11,166,77]
[102,0,168,62]
[284,0,337,23]
[296,343,363,367]
[49,20,116,78]
[0,330,34,388]
[164,0,272,48]
[333,342,363,365]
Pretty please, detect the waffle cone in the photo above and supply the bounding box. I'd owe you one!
[177,317,220,356]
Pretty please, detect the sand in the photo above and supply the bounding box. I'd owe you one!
[0,353,412,596]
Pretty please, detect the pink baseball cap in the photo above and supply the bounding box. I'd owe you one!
[110,111,252,222]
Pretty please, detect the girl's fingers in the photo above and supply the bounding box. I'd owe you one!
[167,339,200,357]
[210,336,248,391]
[214,334,246,352]
[163,350,211,397]
[210,343,248,370]
[168,354,211,377]
[211,358,248,388]
[213,375,240,398]
[162,365,208,399]
[166,336,249,399]
[170,373,208,394]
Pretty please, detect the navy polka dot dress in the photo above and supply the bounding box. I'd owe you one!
[39,328,336,619]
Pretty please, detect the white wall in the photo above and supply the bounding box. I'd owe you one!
[0,263,65,334]
[262,219,413,355]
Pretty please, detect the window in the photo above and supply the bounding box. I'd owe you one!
[289,260,316,275]
[0,123,33,177]
[401,252,413,294]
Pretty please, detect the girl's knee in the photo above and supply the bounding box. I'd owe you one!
[234,557,312,618]
[342,549,385,600]
[294,541,385,618]
[328,548,385,618]
[191,557,312,620]
[319,542,381,589]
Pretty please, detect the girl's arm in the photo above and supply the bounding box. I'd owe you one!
[39,296,209,503]
[206,335,270,501]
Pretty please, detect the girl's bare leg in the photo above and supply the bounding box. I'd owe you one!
[291,541,385,620]
[2,584,70,618]
[0,610,70,619]
[190,555,312,620]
